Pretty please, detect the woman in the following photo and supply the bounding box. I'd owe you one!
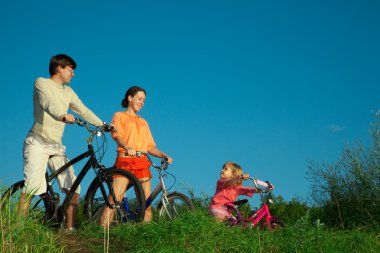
[99,86,172,226]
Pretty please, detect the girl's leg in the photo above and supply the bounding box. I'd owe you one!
[208,206,230,221]
[140,178,152,222]
[99,177,129,226]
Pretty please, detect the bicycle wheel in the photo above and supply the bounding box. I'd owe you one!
[1,180,53,222]
[84,168,146,224]
[157,192,195,219]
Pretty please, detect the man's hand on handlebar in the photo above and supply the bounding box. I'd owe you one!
[61,114,75,123]
[61,116,116,133]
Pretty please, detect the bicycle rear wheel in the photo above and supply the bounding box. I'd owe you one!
[1,180,53,222]
[84,168,146,224]
[157,192,195,219]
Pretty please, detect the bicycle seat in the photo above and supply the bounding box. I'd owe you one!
[232,199,248,207]
[225,199,248,210]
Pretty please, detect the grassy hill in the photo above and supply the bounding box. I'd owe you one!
[1,204,379,253]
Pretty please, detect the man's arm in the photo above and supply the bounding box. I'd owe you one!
[68,89,103,126]
[34,78,65,121]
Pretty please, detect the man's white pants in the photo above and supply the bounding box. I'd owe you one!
[23,135,81,195]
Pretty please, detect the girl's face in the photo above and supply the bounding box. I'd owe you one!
[128,91,146,113]
[220,165,234,180]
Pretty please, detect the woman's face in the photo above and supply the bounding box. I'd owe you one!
[128,91,146,113]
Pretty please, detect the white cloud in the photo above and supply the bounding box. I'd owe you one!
[328,124,346,133]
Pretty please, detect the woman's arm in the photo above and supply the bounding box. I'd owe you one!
[114,135,136,156]
[148,147,173,164]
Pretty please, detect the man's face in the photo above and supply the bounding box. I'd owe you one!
[58,65,75,84]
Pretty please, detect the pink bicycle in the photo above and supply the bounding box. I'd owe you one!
[225,177,284,230]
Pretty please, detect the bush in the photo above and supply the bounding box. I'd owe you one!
[270,195,310,225]
[307,114,380,229]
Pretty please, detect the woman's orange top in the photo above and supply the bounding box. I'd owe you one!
[111,111,156,153]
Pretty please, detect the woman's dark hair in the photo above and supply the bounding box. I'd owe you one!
[49,54,77,75]
[121,86,146,108]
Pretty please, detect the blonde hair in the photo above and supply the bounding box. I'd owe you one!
[223,162,244,186]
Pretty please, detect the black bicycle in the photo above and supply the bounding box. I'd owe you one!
[1,118,146,228]
[85,151,195,222]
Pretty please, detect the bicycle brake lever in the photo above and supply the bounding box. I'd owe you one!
[102,123,115,132]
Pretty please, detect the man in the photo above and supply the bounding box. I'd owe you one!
[19,54,104,230]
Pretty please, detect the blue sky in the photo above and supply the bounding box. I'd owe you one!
[1,1,379,204]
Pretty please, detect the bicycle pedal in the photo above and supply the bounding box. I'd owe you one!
[226,216,239,225]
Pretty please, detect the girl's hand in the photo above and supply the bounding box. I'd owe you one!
[265,181,274,190]
[241,173,250,180]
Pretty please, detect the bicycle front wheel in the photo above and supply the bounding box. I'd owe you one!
[84,168,146,224]
[1,180,53,222]
[157,192,195,219]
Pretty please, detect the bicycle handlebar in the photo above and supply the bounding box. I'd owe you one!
[62,117,115,146]
[245,176,273,193]
[135,151,169,170]
[64,117,114,132]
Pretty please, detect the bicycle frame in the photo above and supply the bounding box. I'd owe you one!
[43,151,91,219]
[122,152,174,219]
[42,122,119,223]
[226,177,279,229]
[242,201,272,227]
[146,172,166,208]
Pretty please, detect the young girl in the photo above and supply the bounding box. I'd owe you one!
[208,162,273,221]
[99,86,172,226]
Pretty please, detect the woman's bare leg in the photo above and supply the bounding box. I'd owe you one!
[99,177,129,226]
[140,178,152,222]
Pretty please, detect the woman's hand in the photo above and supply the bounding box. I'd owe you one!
[125,147,137,156]
[164,156,173,165]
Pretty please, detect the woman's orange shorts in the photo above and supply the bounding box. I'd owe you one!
[114,156,152,179]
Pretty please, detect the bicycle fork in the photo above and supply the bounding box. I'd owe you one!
[96,169,121,210]
[247,203,272,228]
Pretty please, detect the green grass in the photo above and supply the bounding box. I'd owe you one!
[0,194,64,253]
[1,196,380,253]
[74,210,380,253]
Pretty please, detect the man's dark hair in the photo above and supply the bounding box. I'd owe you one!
[49,54,77,76]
